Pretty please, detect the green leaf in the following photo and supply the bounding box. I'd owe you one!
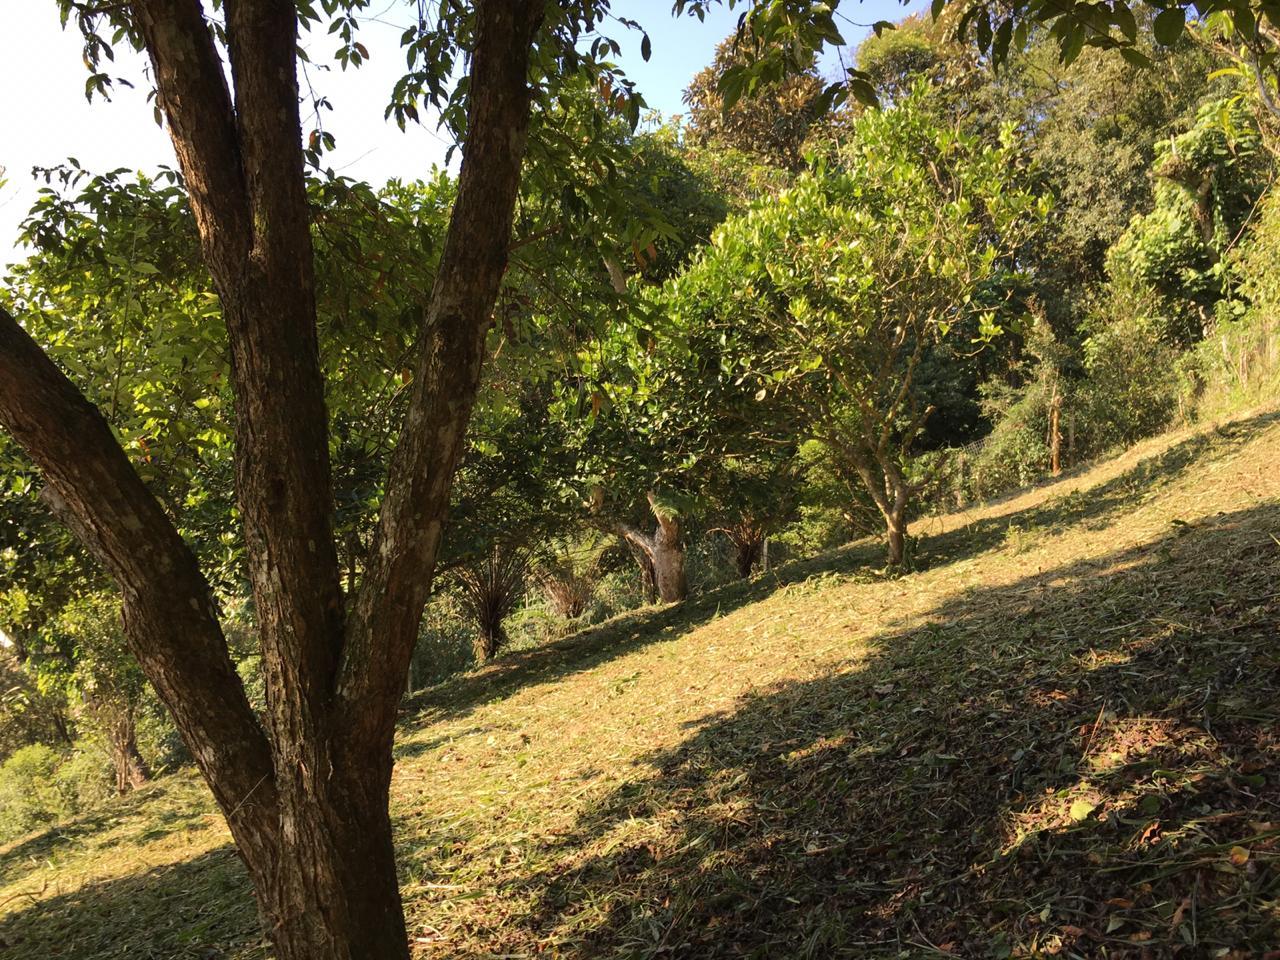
[1153,8,1186,46]
[1119,46,1154,68]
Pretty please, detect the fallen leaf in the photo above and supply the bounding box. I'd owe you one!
[1069,798,1096,822]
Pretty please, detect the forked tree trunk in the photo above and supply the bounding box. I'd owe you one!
[246,768,407,960]
[617,492,687,603]
[842,450,914,568]
[0,2,545,958]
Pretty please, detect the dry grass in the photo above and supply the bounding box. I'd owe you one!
[3,406,1279,958]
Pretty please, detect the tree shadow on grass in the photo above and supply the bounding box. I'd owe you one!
[0,846,262,960]
[0,780,218,890]
[498,502,1280,958]
[408,409,1280,734]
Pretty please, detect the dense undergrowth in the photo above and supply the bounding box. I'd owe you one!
[1,406,1277,959]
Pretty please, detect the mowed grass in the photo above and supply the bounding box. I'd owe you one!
[2,407,1279,959]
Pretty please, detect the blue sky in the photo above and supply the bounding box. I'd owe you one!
[0,1,922,267]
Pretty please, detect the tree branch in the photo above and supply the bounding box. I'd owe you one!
[0,305,278,851]
[339,0,546,754]
[137,0,348,737]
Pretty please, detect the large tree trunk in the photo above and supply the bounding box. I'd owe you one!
[0,1,545,957]
[244,769,406,960]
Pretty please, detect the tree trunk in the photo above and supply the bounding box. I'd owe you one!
[0,1,546,957]
[1049,390,1063,476]
[651,534,687,603]
[110,715,152,795]
[620,493,688,603]
[842,451,912,567]
[242,770,406,960]
[885,513,907,567]
[473,624,503,664]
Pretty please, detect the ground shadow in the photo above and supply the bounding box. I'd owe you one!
[0,781,217,890]
[0,846,261,959]
[494,502,1280,957]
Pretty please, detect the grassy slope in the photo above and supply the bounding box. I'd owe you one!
[2,408,1279,959]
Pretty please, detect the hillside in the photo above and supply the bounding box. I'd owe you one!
[2,407,1278,959]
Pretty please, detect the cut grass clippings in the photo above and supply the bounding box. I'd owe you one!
[2,406,1279,958]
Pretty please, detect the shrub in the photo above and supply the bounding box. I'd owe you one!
[53,745,116,810]
[1076,312,1182,453]
[0,743,74,842]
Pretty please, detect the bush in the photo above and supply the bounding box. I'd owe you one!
[1076,312,1182,453]
[53,745,116,810]
[1190,188,1280,417]
[0,743,75,842]
[408,593,476,691]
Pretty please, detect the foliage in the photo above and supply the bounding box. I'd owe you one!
[683,34,828,170]
[1107,98,1267,345]
[0,743,74,841]
[1078,313,1185,451]
[666,88,1047,561]
[963,320,1074,498]
[1190,185,1280,412]
[0,649,67,764]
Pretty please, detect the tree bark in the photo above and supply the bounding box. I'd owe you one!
[473,625,504,664]
[0,0,545,956]
[651,531,688,603]
[616,493,688,603]
[110,716,152,795]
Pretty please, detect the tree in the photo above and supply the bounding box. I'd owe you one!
[683,34,828,170]
[0,2,600,956]
[669,91,1047,565]
[51,595,155,794]
[0,0,875,953]
[1107,98,1267,344]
